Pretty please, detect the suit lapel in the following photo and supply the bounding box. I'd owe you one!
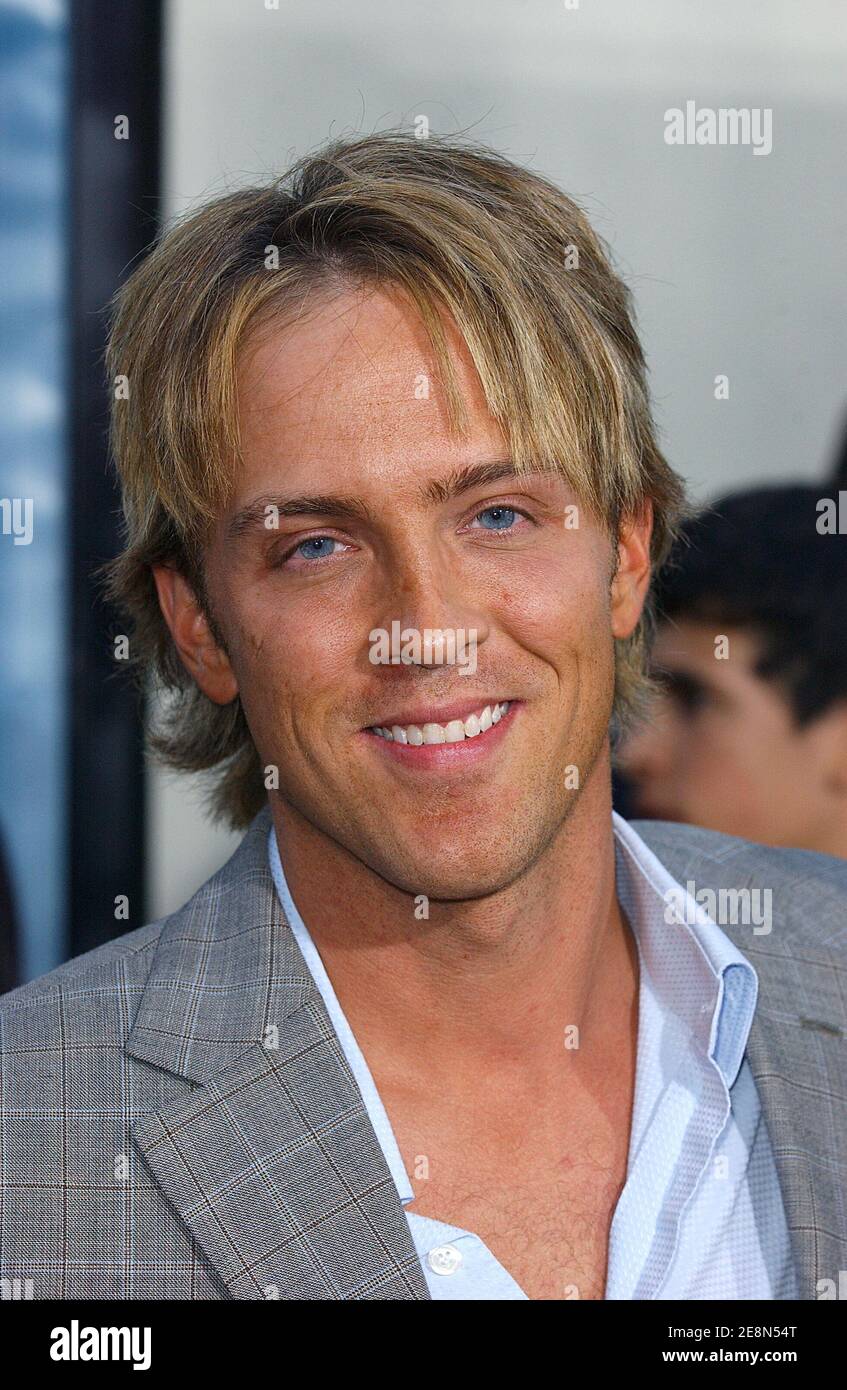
[634,818,847,1301]
[126,807,430,1300]
[742,1005,821,1299]
[740,954,847,1300]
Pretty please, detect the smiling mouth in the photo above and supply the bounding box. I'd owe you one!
[367,701,511,746]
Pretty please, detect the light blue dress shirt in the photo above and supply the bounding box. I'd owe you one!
[268,814,797,1300]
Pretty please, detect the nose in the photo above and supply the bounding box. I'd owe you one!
[372,537,490,672]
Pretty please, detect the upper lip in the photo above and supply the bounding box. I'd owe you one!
[364,698,514,729]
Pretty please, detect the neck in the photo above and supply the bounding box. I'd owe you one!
[269,755,637,1096]
[806,814,847,860]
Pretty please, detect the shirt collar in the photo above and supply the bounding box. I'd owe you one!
[612,811,758,1090]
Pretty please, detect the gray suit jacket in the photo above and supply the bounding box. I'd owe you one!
[1,806,845,1300]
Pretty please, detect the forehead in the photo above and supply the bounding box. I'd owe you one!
[234,282,506,493]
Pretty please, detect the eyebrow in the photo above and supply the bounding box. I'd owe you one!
[226,492,374,540]
[225,458,558,542]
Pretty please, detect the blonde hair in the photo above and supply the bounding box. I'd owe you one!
[103,131,685,829]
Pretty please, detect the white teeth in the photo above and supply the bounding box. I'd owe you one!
[371,702,510,745]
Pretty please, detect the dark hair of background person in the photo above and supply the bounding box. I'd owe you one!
[651,484,847,727]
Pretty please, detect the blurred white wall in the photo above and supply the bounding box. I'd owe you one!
[149,0,847,919]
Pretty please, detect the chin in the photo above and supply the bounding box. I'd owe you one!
[405,869,523,903]
[373,841,530,903]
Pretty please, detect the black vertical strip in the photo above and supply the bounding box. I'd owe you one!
[67,0,162,958]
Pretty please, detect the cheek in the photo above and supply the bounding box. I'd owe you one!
[226,591,359,726]
[497,553,612,667]
[688,716,776,792]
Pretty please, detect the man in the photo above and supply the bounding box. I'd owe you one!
[1,134,844,1301]
[619,486,847,856]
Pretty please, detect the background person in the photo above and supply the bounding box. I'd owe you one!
[619,484,847,855]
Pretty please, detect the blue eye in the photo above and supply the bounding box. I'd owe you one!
[295,536,337,560]
[477,506,517,531]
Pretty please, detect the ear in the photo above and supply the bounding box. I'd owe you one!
[611,501,654,640]
[152,564,239,705]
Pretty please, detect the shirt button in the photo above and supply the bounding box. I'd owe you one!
[427,1243,463,1276]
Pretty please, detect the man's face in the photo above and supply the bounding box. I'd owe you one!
[619,618,839,849]
[166,284,650,899]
